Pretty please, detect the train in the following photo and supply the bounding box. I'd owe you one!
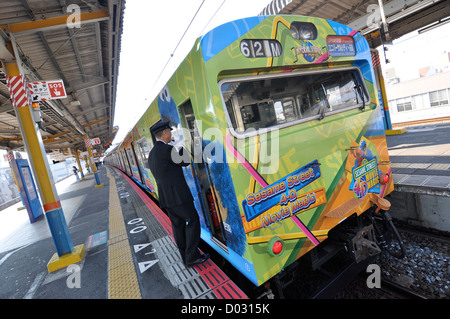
[104,14,400,293]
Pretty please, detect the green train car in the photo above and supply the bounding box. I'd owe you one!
[105,15,397,288]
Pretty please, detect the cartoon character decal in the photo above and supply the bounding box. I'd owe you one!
[348,139,381,198]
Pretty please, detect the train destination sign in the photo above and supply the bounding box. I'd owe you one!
[326,35,356,57]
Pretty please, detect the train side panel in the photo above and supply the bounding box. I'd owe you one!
[106,15,394,287]
[199,15,393,285]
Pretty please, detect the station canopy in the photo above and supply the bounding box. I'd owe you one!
[0,0,124,159]
[261,0,450,47]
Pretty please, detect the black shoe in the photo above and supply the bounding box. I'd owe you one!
[186,253,210,267]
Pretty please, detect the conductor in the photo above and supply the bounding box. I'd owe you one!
[148,121,209,267]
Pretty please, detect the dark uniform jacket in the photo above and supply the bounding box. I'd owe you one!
[148,140,193,208]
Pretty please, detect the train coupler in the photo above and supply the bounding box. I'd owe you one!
[349,225,381,263]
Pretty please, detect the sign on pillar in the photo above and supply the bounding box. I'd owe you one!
[84,136,103,188]
[5,63,83,271]
[28,79,67,102]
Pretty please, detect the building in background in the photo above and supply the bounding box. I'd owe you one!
[386,66,450,125]
[379,21,450,126]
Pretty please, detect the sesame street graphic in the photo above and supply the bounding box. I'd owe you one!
[349,140,381,198]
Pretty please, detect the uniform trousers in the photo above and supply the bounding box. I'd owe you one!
[165,202,201,265]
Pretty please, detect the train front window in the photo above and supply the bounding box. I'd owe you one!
[220,68,369,134]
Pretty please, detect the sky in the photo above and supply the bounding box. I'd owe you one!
[112,0,450,146]
[113,0,273,143]
[377,21,450,82]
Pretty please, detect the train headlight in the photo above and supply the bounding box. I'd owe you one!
[267,236,285,257]
[290,22,317,41]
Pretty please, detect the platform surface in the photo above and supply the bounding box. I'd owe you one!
[0,166,246,300]
[386,122,450,194]
[1,122,448,300]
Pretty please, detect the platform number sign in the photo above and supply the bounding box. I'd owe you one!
[240,39,282,58]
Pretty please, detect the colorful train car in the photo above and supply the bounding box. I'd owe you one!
[105,15,394,287]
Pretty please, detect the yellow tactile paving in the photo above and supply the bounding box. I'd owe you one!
[106,168,142,299]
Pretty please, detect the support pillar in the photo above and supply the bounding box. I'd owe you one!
[74,149,86,180]
[4,59,84,273]
[370,49,404,134]
[84,155,91,173]
[84,134,103,188]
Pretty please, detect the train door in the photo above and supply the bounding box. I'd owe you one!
[118,150,125,171]
[135,137,155,191]
[179,100,228,249]
[122,149,132,176]
[126,146,140,181]
[130,142,145,185]
[118,151,125,171]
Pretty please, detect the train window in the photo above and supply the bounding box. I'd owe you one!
[126,148,135,166]
[220,68,369,134]
[136,137,151,169]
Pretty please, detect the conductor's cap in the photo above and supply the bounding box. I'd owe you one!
[150,120,172,134]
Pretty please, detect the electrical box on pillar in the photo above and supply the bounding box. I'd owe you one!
[31,103,42,122]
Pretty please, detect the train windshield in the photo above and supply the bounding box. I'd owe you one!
[220,68,369,134]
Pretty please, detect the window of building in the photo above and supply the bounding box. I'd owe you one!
[220,68,369,134]
[411,93,429,110]
[389,100,397,113]
[429,89,449,107]
[396,97,412,112]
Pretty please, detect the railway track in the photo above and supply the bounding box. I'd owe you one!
[337,222,449,299]
[380,278,428,299]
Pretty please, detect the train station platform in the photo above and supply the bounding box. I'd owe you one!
[0,122,448,300]
[0,166,247,300]
[386,122,450,232]
[386,122,450,196]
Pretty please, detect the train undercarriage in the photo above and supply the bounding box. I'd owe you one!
[244,202,407,299]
